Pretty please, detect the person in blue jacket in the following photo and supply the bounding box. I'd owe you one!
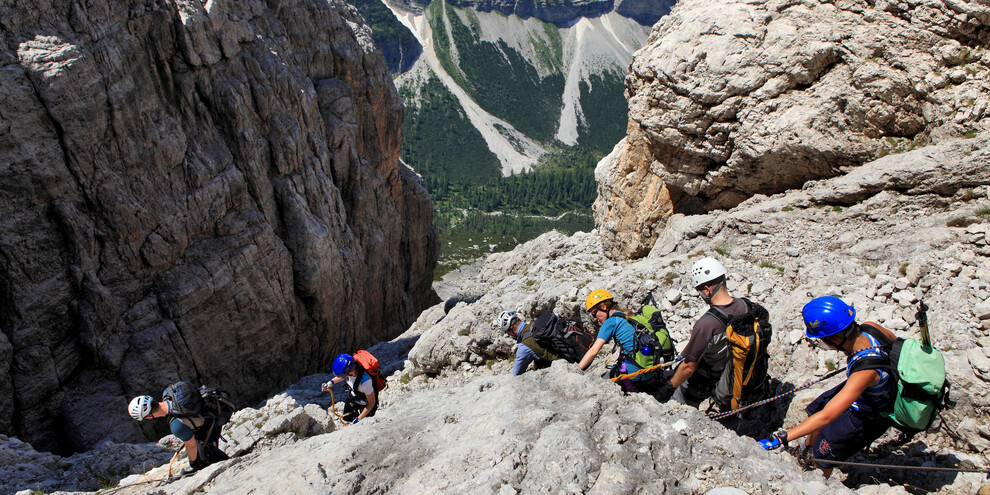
[758,296,896,478]
[578,288,658,393]
[498,310,559,375]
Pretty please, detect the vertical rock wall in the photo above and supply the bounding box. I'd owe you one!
[0,0,438,453]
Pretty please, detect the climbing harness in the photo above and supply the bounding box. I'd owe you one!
[609,357,683,382]
[708,366,848,420]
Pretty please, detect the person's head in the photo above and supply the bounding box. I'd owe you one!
[803,296,857,352]
[333,353,357,377]
[128,395,159,421]
[690,257,727,304]
[585,288,614,324]
[498,310,520,336]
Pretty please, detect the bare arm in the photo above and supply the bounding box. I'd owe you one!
[785,370,879,442]
[358,391,376,420]
[669,360,698,388]
[578,338,607,370]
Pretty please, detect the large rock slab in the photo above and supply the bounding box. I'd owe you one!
[0,0,437,453]
[114,365,853,495]
[596,0,990,258]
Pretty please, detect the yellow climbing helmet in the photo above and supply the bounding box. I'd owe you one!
[585,288,613,312]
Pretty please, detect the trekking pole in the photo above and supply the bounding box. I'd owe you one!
[642,291,659,309]
[708,367,847,420]
[917,300,932,347]
[610,357,684,382]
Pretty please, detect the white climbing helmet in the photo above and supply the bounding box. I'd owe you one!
[690,257,727,288]
[498,310,518,333]
[128,395,154,421]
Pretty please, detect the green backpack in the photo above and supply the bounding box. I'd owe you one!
[851,324,951,433]
[626,294,676,370]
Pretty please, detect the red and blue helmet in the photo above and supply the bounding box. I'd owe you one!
[803,296,856,338]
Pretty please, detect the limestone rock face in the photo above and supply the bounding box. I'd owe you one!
[9,141,990,494]
[0,0,438,453]
[597,0,990,258]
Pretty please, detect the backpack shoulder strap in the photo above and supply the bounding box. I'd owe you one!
[858,323,893,347]
[848,326,895,374]
[705,305,729,328]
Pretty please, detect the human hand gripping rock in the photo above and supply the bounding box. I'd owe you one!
[758,430,788,451]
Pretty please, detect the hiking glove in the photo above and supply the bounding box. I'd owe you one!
[758,430,788,450]
[655,381,676,403]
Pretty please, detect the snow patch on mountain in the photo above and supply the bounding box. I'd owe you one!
[558,13,649,144]
[386,0,649,174]
[388,0,546,175]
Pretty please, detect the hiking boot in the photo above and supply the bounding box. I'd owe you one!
[177,465,198,478]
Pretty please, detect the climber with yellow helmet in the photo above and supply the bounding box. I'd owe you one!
[578,289,659,393]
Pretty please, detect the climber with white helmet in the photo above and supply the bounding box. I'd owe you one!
[656,257,748,406]
[128,382,232,476]
[498,310,559,374]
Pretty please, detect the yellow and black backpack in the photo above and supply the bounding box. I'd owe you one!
[707,298,772,410]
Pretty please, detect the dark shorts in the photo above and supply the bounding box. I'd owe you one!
[806,385,891,464]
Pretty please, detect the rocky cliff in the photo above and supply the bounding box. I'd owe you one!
[0,0,438,454]
[7,137,988,494]
[596,0,990,259]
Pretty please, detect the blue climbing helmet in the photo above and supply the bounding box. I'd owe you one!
[803,296,856,338]
[332,353,356,376]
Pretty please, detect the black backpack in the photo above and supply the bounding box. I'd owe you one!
[527,310,596,363]
[163,382,204,419]
[706,298,772,410]
[164,382,235,435]
[200,387,236,429]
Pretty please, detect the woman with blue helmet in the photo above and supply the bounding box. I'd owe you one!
[322,353,378,423]
[757,296,898,478]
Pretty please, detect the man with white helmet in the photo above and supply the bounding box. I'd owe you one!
[657,257,746,406]
[127,383,230,475]
[498,310,560,375]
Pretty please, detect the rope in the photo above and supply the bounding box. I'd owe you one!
[97,449,180,494]
[327,387,351,427]
[708,366,848,420]
[809,457,989,476]
[609,357,683,382]
[167,449,180,478]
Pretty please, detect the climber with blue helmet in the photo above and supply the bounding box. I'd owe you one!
[322,352,379,424]
[757,296,897,478]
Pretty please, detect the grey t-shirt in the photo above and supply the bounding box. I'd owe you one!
[680,298,748,365]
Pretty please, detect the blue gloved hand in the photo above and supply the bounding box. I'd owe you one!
[759,430,788,450]
[352,418,360,424]
[758,437,781,450]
